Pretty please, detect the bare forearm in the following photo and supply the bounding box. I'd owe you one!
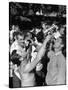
[23,35,51,73]
[23,42,47,73]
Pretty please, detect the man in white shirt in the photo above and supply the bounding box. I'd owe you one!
[46,37,66,85]
[10,31,25,55]
[10,31,26,88]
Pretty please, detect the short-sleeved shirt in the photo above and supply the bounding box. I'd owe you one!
[46,51,66,85]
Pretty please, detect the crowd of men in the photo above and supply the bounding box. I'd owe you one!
[9,22,66,88]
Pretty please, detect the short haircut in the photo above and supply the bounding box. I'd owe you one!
[13,31,24,39]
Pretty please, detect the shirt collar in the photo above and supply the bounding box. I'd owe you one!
[55,51,62,56]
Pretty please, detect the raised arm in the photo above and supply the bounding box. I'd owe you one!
[23,35,51,73]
